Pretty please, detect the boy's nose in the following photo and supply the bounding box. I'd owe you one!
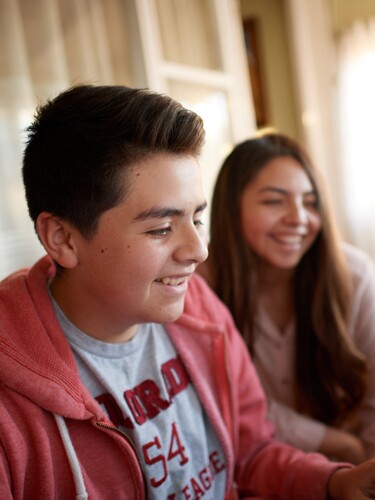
[175,227,208,264]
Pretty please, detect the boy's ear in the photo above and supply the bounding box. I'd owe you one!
[36,212,79,268]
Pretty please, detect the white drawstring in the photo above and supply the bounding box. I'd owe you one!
[54,414,89,500]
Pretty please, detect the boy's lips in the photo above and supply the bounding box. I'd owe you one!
[155,274,191,286]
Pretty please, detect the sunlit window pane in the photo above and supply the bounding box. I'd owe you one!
[155,0,222,70]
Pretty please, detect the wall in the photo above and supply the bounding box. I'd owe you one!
[239,0,300,140]
[330,0,375,34]
[239,0,375,141]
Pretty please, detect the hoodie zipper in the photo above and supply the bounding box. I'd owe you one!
[96,420,148,495]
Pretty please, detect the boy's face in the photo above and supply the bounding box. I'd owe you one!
[53,152,208,342]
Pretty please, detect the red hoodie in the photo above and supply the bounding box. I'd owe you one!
[0,256,346,499]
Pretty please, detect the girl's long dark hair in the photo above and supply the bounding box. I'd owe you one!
[207,133,367,424]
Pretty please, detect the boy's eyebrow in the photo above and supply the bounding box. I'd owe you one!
[134,202,207,221]
[258,187,316,195]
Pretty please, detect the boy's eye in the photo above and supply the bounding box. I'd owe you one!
[147,226,172,236]
[194,219,204,228]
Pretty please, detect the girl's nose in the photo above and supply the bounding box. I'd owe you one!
[285,200,309,224]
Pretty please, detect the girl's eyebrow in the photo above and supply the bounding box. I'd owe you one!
[134,201,207,221]
[258,187,316,195]
[258,187,288,195]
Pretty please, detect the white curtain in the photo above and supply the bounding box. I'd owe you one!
[0,0,136,279]
[337,18,375,260]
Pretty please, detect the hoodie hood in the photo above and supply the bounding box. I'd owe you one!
[0,256,100,419]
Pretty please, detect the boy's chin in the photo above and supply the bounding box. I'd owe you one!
[156,302,185,325]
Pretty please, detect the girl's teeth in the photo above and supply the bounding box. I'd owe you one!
[275,236,302,244]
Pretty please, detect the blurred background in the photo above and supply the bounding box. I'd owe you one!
[1,0,375,279]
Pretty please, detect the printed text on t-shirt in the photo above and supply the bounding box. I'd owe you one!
[96,356,189,429]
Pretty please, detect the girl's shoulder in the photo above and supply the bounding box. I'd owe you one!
[341,242,375,278]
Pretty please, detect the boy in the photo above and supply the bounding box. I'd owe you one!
[0,84,374,499]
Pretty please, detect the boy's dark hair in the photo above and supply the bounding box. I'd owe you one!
[23,84,205,237]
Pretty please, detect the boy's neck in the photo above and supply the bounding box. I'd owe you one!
[49,276,138,344]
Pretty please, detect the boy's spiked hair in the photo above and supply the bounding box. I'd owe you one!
[23,84,205,237]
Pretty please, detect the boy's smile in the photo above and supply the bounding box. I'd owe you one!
[50,152,208,343]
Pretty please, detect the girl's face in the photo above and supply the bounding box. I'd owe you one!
[240,156,322,271]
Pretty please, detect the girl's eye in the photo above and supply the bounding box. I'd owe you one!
[147,226,172,237]
[261,199,283,205]
[304,198,318,209]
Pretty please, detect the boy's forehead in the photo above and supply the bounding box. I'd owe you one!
[127,153,202,185]
[128,151,198,171]
[120,152,205,208]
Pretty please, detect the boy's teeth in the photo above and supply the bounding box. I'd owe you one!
[160,277,184,285]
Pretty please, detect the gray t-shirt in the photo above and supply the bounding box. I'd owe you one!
[53,300,227,499]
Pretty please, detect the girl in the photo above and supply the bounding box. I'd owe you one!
[198,132,375,464]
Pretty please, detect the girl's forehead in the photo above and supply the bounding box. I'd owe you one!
[248,157,313,190]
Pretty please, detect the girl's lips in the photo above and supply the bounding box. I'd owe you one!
[272,234,305,245]
[268,233,308,251]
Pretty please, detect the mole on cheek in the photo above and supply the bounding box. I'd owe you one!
[100,248,108,254]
